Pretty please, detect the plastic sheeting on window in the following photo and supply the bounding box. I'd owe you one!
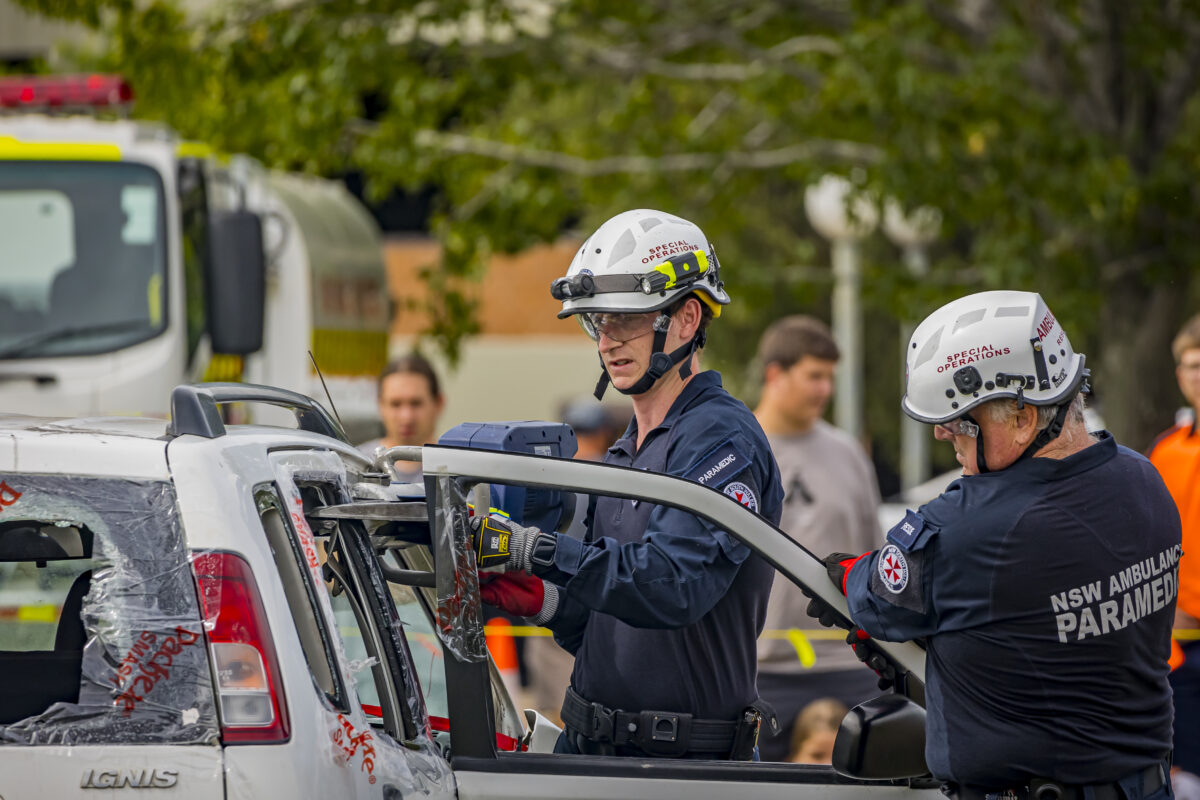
[0,475,218,745]
[267,453,452,798]
[432,476,486,664]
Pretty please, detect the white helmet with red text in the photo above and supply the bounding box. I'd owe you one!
[552,209,730,319]
[902,290,1088,424]
[551,210,731,399]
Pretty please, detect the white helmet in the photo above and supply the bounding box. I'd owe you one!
[902,290,1088,424]
[553,210,730,399]
[552,209,730,318]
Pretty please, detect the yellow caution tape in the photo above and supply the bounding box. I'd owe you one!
[483,625,848,667]
[0,136,121,161]
[17,605,58,623]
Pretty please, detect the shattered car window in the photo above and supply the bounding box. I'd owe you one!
[0,475,217,745]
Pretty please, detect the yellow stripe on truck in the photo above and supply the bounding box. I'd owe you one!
[0,136,121,161]
[311,329,388,377]
[176,141,213,159]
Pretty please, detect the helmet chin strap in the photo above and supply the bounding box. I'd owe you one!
[593,312,705,400]
[971,393,1075,474]
[1017,399,1073,462]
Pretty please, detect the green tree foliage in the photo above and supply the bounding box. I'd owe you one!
[19,0,1200,458]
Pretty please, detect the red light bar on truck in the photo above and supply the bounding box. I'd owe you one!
[0,74,133,110]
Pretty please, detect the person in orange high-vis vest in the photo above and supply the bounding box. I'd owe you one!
[1148,313,1200,776]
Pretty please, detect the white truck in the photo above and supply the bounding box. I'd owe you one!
[0,381,934,798]
[0,74,389,439]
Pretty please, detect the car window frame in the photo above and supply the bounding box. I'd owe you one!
[254,482,350,714]
[298,479,429,745]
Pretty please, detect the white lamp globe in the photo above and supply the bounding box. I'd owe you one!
[804,174,879,241]
[882,198,942,249]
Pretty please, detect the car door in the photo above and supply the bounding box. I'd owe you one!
[248,451,454,800]
[412,445,937,800]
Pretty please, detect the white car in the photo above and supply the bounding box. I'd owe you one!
[0,383,933,798]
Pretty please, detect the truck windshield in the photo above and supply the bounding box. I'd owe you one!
[0,161,167,358]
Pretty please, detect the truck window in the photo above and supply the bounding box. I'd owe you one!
[0,161,168,359]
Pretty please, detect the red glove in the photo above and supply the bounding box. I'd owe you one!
[479,572,555,619]
[823,551,869,595]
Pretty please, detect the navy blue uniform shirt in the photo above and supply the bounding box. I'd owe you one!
[536,370,783,721]
[845,433,1178,785]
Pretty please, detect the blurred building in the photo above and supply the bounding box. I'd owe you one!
[383,237,598,438]
[0,2,92,64]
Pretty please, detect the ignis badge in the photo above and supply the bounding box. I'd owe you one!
[878,545,909,593]
[723,481,758,512]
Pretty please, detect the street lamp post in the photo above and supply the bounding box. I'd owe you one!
[804,175,878,440]
[883,200,942,494]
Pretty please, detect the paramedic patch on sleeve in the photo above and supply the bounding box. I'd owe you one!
[685,441,750,490]
[886,510,936,553]
[870,543,926,612]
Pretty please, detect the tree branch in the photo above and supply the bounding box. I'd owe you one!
[414,130,884,174]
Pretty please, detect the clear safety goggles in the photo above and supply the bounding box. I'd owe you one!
[577,310,670,343]
[936,417,980,438]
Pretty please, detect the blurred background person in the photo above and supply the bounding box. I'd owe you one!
[563,397,631,462]
[752,315,883,761]
[358,353,444,482]
[1147,313,1200,786]
[787,697,847,765]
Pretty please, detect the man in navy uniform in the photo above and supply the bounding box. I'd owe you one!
[822,290,1177,797]
[473,210,784,760]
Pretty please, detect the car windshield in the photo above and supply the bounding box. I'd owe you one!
[0,161,167,358]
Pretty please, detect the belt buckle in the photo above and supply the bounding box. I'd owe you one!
[590,702,615,743]
[636,710,690,757]
[647,712,679,743]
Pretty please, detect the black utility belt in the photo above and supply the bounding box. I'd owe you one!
[945,761,1167,800]
[561,687,746,758]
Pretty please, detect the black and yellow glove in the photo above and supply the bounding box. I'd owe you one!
[470,513,556,574]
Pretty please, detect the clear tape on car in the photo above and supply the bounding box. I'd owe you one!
[0,475,219,745]
[432,476,487,663]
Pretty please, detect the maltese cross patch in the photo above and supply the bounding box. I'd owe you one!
[723,481,758,512]
[877,544,909,594]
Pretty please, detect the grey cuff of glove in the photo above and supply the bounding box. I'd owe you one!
[510,527,537,573]
[530,582,558,626]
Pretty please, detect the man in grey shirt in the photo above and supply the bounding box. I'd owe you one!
[753,315,884,761]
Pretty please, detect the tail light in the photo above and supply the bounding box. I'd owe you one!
[0,74,133,110]
[191,551,290,744]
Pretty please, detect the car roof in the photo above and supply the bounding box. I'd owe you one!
[0,414,369,481]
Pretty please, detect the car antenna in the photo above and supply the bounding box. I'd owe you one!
[308,350,344,431]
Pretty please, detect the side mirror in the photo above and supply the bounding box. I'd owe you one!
[207,210,266,354]
[833,694,929,779]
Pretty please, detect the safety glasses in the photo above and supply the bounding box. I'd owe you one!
[578,311,668,343]
[936,417,980,439]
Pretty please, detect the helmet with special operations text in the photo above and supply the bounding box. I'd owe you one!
[902,290,1089,472]
[551,210,730,398]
